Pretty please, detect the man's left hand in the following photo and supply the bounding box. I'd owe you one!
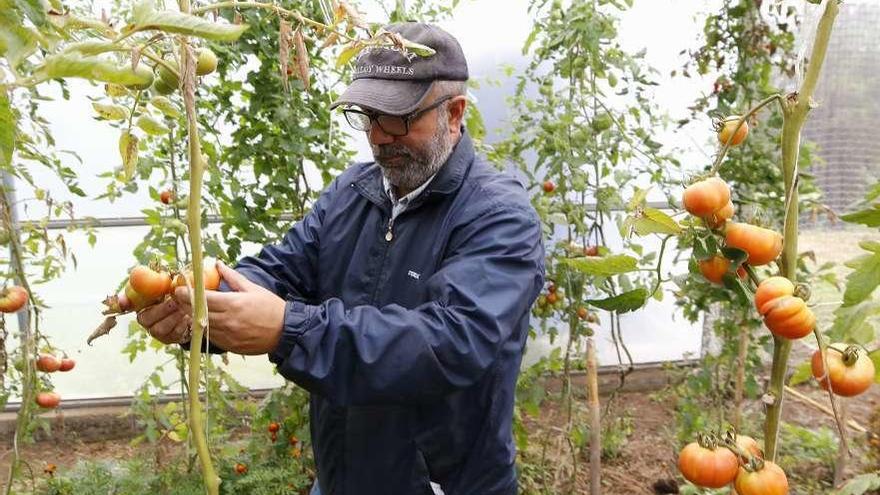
[173,261,287,355]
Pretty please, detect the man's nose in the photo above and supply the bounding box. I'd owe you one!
[368,124,395,146]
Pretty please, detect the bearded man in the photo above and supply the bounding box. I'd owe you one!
[138,22,545,495]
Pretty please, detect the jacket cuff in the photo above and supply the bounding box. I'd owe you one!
[269,299,315,365]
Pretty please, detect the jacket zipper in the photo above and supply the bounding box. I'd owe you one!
[385,216,394,242]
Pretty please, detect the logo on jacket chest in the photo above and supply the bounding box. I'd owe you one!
[407,270,421,280]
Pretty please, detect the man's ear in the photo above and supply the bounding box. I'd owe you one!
[447,96,468,131]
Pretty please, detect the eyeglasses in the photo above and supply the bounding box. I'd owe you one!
[342,95,456,137]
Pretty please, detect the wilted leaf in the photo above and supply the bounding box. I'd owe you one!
[137,115,170,135]
[128,0,248,42]
[119,130,139,180]
[563,254,639,276]
[92,102,129,121]
[33,54,155,88]
[293,28,310,91]
[279,19,291,92]
[587,288,648,313]
[0,88,13,169]
[632,207,681,236]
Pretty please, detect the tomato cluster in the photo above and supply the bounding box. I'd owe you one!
[103,262,221,315]
[678,433,788,494]
[532,282,566,318]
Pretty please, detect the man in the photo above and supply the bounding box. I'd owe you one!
[138,22,545,495]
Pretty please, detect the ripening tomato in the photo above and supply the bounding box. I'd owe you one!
[583,245,599,256]
[724,223,783,266]
[234,463,247,475]
[173,262,221,291]
[735,435,763,459]
[577,307,589,320]
[0,286,28,313]
[543,180,556,194]
[811,343,875,397]
[718,116,750,147]
[159,190,174,205]
[546,292,558,305]
[734,461,788,495]
[125,282,159,312]
[707,201,735,229]
[683,177,731,218]
[35,391,61,409]
[59,358,76,372]
[678,442,738,488]
[755,277,815,339]
[268,422,280,433]
[129,265,172,299]
[698,256,745,285]
[36,354,62,373]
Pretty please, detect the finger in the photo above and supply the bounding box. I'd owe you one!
[137,298,179,328]
[217,261,254,292]
[168,315,192,344]
[148,312,185,344]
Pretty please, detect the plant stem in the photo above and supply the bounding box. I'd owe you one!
[177,0,220,490]
[586,337,601,495]
[763,0,839,462]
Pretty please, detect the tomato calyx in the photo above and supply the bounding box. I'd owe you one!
[841,345,863,367]
[793,283,811,301]
[741,455,766,473]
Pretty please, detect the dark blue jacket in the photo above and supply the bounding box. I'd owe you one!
[234,131,545,495]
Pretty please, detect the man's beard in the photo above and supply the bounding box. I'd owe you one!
[372,118,454,194]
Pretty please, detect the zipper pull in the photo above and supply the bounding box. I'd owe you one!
[385,217,394,242]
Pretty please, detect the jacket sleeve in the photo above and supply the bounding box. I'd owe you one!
[267,202,545,406]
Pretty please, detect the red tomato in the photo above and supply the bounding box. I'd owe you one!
[0,286,28,313]
[59,358,76,372]
[542,180,556,194]
[735,435,763,459]
[36,354,62,373]
[678,442,738,488]
[173,263,221,291]
[811,343,875,397]
[35,391,61,409]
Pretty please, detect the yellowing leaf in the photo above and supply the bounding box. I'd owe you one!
[128,0,248,42]
[92,102,130,121]
[337,42,364,68]
[137,115,170,135]
[33,54,155,89]
[149,96,180,118]
[119,130,138,180]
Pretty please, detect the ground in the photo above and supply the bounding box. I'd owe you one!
[2,375,877,494]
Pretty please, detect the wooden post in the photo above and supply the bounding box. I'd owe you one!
[586,337,601,495]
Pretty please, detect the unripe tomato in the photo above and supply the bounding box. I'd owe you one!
[173,262,221,291]
[698,256,744,285]
[196,48,218,76]
[59,358,76,372]
[724,223,783,266]
[718,116,749,147]
[734,461,788,495]
[735,435,763,459]
[683,177,731,218]
[811,344,875,397]
[0,286,28,313]
[678,442,738,488]
[234,463,247,475]
[35,391,61,409]
[129,265,172,299]
[158,60,180,88]
[542,180,556,194]
[707,201,735,229]
[36,354,62,373]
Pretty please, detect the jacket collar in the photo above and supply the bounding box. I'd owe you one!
[353,129,474,210]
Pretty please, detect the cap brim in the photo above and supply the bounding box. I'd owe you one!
[330,79,434,116]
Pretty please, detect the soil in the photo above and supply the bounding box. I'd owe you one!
[1,379,878,494]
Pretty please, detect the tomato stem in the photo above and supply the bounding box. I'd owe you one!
[814,328,849,455]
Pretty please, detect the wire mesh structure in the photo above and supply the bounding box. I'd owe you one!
[802,0,880,224]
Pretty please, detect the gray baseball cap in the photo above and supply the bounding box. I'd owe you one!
[330,22,469,116]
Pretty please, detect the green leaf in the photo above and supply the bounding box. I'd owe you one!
[63,40,119,56]
[587,288,648,314]
[128,0,249,42]
[562,254,639,276]
[721,246,748,266]
[842,249,880,307]
[337,42,365,67]
[0,8,41,67]
[33,54,155,89]
[868,349,880,384]
[0,88,13,169]
[632,207,681,236]
[150,95,180,118]
[828,300,880,344]
[137,115,170,135]
[840,205,880,228]
[119,130,138,181]
[788,360,813,386]
[832,472,880,495]
[626,187,649,212]
[400,38,435,57]
[14,0,48,27]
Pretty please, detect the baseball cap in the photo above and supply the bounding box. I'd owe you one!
[330,22,469,116]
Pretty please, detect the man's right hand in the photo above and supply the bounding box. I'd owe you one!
[137,298,193,345]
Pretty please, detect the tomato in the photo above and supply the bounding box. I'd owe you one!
[546,292,558,305]
[268,422,280,433]
[59,358,76,372]
[43,463,57,476]
[543,180,556,194]
[0,286,28,313]
[707,201,735,229]
[577,307,589,320]
[289,435,299,446]
[717,116,749,147]
[129,265,172,299]
[678,442,738,488]
[36,354,62,373]
[160,190,174,205]
[683,177,731,218]
[698,256,745,285]
[125,282,160,311]
[754,277,815,339]
[35,391,61,409]
[735,435,763,459]
[734,461,788,495]
[724,223,783,266]
[196,48,218,76]
[811,343,875,397]
[173,262,221,291]
[234,463,247,475]
[158,60,179,88]
[583,245,599,256]
[754,277,794,312]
